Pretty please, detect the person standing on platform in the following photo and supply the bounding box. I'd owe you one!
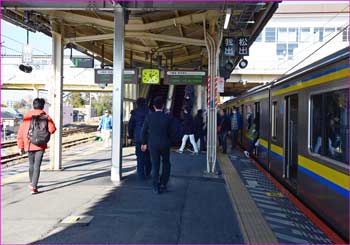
[178,107,199,154]
[17,98,56,194]
[141,96,173,194]
[244,117,259,157]
[218,109,231,154]
[194,109,205,152]
[230,107,242,150]
[128,98,151,180]
[97,110,112,147]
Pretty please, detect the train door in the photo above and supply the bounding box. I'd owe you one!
[284,94,298,188]
[254,102,260,155]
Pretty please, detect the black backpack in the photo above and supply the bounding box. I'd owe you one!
[28,114,50,146]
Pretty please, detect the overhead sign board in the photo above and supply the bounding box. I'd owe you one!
[72,57,94,68]
[94,69,138,84]
[164,70,207,85]
[22,44,33,64]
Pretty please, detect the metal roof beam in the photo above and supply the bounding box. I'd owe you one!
[1,1,228,10]
[65,33,206,46]
[35,10,218,32]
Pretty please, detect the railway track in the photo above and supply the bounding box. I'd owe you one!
[1,135,95,165]
[1,126,97,149]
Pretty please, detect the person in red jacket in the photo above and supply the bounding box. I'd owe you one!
[17,98,56,194]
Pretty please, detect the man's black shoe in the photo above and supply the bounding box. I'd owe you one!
[160,184,167,192]
[152,185,161,194]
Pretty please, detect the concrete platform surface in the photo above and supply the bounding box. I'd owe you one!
[1,143,244,244]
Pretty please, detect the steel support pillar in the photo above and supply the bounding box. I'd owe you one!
[204,21,222,174]
[165,85,175,112]
[49,24,64,170]
[196,85,202,111]
[111,7,125,182]
[33,87,39,98]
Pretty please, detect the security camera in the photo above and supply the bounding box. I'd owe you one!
[239,59,248,69]
[98,83,107,89]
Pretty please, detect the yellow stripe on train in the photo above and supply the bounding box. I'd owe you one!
[251,137,348,190]
[272,68,350,97]
[298,155,349,191]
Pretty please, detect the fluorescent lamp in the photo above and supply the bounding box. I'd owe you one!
[224,9,231,30]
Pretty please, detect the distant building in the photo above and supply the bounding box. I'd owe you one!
[227,3,349,87]
[63,104,74,126]
[1,107,22,139]
[72,105,97,123]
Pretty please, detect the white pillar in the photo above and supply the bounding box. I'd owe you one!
[165,85,175,111]
[111,7,125,182]
[49,23,64,170]
[33,87,39,98]
[196,85,202,111]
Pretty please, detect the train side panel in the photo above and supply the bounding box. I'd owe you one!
[270,56,349,240]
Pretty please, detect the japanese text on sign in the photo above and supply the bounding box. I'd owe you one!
[237,37,249,56]
[224,37,235,57]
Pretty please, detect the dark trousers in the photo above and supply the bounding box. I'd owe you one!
[220,131,228,153]
[149,146,171,188]
[247,138,258,154]
[28,150,44,188]
[195,133,205,151]
[135,143,151,179]
[231,129,238,149]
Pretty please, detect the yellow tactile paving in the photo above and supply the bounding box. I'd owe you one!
[218,153,278,244]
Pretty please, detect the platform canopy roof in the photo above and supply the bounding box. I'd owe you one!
[2,1,277,67]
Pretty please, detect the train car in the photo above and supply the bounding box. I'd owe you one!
[222,47,349,241]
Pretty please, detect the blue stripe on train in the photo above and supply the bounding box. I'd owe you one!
[298,165,349,198]
[259,144,284,161]
[258,144,349,198]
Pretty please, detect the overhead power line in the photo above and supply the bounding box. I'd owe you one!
[283,24,350,75]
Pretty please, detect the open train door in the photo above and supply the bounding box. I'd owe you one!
[284,94,298,189]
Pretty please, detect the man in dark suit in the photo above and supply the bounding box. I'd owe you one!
[128,97,151,180]
[141,96,173,194]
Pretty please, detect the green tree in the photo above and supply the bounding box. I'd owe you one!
[91,93,112,116]
[65,93,86,108]
[13,99,30,110]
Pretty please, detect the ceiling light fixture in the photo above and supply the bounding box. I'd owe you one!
[224,9,231,30]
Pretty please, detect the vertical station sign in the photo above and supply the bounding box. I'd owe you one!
[237,37,249,56]
[223,37,235,57]
[22,44,33,64]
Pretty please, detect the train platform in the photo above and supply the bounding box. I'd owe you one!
[1,142,338,244]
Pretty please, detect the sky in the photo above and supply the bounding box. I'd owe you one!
[1,0,349,104]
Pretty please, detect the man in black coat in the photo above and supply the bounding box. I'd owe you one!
[218,109,231,154]
[128,97,151,179]
[141,96,173,194]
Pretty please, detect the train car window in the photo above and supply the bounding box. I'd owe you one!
[272,102,277,140]
[310,89,349,165]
